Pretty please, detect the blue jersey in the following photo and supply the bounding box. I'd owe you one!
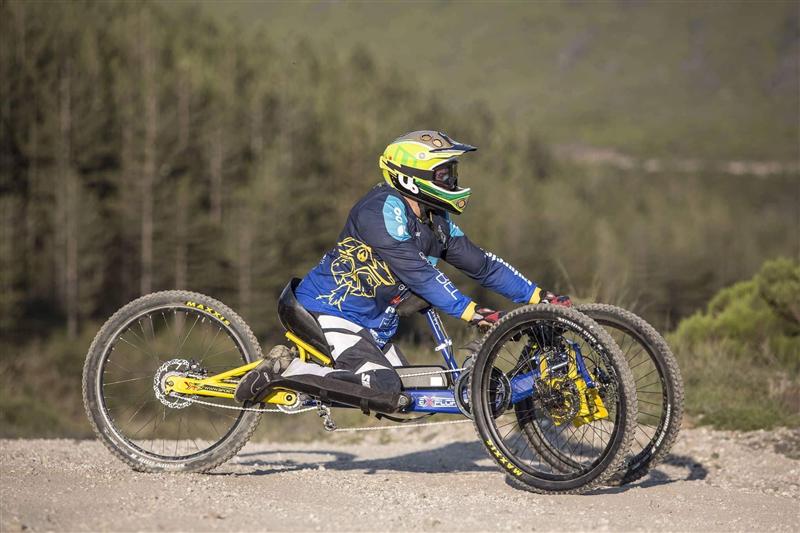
[295,184,538,346]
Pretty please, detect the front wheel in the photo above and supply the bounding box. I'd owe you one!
[82,290,263,473]
[471,305,638,494]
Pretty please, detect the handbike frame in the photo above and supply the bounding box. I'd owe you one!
[164,308,595,417]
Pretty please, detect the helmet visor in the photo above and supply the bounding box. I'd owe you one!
[432,161,459,191]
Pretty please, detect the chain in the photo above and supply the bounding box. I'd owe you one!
[327,418,473,432]
[397,366,464,378]
[167,366,471,431]
[168,393,316,414]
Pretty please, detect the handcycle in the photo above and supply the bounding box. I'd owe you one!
[83,279,681,493]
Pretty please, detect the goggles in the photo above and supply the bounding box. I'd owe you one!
[432,161,459,191]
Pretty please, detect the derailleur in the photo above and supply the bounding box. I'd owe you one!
[317,403,337,431]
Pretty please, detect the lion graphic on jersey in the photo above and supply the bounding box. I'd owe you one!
[316,237,396,309]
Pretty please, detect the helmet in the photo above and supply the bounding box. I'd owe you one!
[379,130,476,214]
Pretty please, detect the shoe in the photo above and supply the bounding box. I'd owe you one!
[234,345,295,403]
[265,344,296,371]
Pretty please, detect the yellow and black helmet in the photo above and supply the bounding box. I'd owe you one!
[379,130,476,214]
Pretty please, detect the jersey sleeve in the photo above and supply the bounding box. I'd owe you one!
[358,195,476,320]
[442,217,541,305]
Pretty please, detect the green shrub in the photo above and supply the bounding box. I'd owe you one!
[670,257,800,430]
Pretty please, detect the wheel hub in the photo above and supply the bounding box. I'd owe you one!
[153,359,193,409]
[487,369,511,418]
[536,378,580,424]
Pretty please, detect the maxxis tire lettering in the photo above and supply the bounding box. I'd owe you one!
[82,290,263,474]
[470,304,638,494]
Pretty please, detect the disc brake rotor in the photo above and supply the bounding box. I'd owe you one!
[536,378,581,424]
[153,358,193,409]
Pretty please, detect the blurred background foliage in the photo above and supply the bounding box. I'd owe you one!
[0,0,797,437]
[670,258,800,430]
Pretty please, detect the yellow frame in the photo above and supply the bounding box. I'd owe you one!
[285,331,332,366]
[162,332,332,405]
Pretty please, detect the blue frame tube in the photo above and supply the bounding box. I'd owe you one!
[300,308,544,414]
[424,308,461,378]
[567,340,596,388]
[405,389,462,414]
[405,371,537,414]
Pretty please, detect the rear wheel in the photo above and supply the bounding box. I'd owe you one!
[578,304,683,485]
[471,305,637,494]
[82,291,262,473]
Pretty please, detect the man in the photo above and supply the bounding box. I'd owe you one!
[235,130,570,405]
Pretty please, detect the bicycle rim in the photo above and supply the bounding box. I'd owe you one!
[479,317,627,482]
[95,305,250,462]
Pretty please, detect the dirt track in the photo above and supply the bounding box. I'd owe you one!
[1,426,798,532]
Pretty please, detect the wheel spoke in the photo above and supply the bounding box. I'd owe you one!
[93,305,252,462]
[104,376,151,386]
[478,313,632,484]
[586,312,682,486]
[176,315,200,356]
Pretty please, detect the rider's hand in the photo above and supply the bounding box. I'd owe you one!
[469,307,504,331]
[539,290,573,307]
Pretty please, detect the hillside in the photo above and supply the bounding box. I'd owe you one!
[203,0,800,161]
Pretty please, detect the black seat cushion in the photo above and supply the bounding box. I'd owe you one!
[277,279,332,359]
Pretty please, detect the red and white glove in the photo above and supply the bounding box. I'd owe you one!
[469,307,505,330]
[539,290,572,307]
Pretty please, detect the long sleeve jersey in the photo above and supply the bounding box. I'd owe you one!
[295,183,540,346]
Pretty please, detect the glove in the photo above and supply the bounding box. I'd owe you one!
[540,290,572,307]
[469,307,505,331]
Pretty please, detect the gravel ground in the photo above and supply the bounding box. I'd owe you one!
[1,426,798,532]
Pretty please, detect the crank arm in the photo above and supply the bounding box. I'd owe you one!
[165,374,298,406]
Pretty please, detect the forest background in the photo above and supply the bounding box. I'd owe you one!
[1,0,798,438]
